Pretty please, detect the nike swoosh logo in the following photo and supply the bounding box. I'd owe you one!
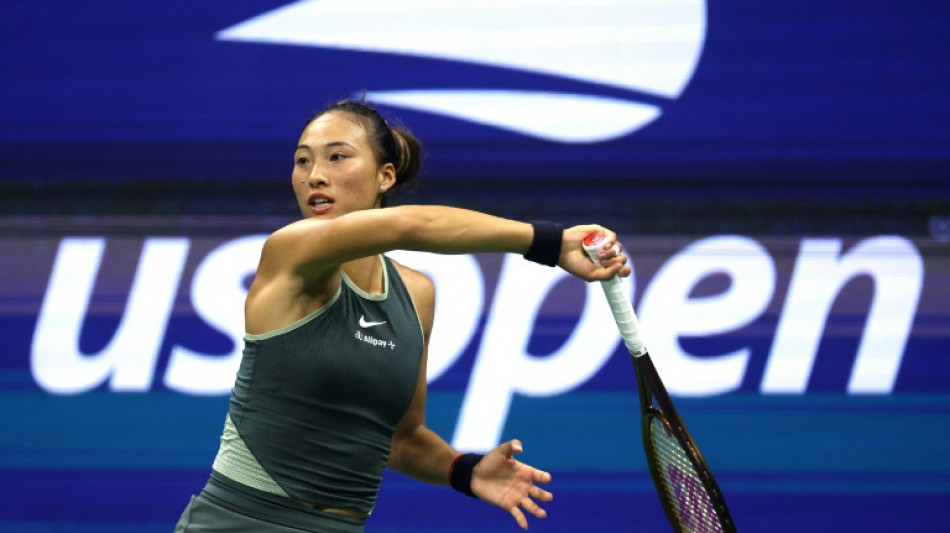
[359,315,387,328]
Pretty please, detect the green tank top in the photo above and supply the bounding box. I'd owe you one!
[226,255,424,514]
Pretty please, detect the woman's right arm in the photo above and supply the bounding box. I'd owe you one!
[265,204,630,282]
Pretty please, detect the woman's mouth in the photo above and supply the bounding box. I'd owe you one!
[308,195,334,214]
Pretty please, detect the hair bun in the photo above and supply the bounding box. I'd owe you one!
[391,126,422,186]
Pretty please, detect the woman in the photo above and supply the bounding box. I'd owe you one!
[174,99,630,532]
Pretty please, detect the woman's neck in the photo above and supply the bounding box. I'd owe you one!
[341,255,385,294]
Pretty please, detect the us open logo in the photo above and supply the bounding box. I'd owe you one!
[216,0,707,143]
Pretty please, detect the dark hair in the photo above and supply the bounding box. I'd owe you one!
[305,98,422,207]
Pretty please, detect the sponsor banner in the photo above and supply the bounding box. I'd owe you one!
[2,218,947,436]
[1,216,948,531]
[6,225,945,393]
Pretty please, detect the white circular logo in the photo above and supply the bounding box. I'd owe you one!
[219,0,707,143]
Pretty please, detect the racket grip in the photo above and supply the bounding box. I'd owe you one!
[583,233,647,357]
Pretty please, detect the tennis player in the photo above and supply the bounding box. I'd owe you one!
[173,99,630,532]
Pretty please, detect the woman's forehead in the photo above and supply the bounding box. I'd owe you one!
[301,112,368,144]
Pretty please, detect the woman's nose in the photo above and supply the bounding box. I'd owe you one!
[307,170,328,187]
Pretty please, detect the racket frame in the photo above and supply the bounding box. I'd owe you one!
[634,351,736,533]
[582,233,736,532]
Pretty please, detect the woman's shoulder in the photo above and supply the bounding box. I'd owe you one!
[388,257,435,330]
[388,258,434,298]
[256,218,337,275]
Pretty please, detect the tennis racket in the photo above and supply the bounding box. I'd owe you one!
[583,233,736,533]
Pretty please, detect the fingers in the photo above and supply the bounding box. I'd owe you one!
[491,439,554,529]
[531,484,553,501]
[509,489,552,530]
[521,496,548,519]
[590,242,630,280]
[498,439,523,459]
[561,225,632,280]
[510,507,529,530]
[596,241,622,263]
[533,467,552,485]
[584,230,629,273]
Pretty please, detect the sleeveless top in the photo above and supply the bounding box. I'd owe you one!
[212,255,424,514]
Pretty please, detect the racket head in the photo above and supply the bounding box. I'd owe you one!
[642,408,732,532]
[633,355,736,533]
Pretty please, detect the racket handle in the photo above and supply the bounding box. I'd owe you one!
[583,233,647,357]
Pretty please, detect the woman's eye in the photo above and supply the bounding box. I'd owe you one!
[329,153,346,162]
[295,156,310,166]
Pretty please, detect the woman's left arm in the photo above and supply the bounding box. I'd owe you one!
[388,263,553,530]
[387,263,457,483]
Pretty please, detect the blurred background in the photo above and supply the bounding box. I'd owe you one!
[1,1,948,531]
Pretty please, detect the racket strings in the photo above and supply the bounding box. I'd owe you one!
[648,416,723,533]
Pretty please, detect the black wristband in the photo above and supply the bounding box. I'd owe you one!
[524,221,564,267]
[449,453,484,498]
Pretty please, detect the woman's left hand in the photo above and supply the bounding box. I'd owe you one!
[470,439,553,530]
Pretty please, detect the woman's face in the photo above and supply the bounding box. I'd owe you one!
[291,111,394,219]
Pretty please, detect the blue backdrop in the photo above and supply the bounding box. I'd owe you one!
[1,0,947,185]
[1,1,948,532]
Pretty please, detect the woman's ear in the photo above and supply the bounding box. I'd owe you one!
[377,162,397,192]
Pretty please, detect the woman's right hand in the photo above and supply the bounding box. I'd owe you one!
[557,225,631,281]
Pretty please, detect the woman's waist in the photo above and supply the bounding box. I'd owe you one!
[293,498,369,519]
[205,471,370,525]
[212,413,385,515]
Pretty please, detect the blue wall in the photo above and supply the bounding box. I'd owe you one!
[1,1,948,532]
